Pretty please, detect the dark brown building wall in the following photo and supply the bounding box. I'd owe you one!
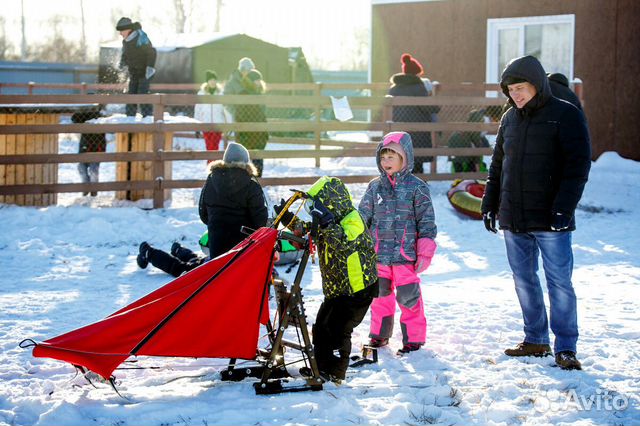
[372,0,640,161]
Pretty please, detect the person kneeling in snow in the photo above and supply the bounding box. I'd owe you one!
[274,177,378,383]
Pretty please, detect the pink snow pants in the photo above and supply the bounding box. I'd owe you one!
[369,263,427,345]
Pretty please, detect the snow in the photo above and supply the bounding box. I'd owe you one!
[0,129,639,425]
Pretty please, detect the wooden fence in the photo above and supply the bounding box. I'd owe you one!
[0,82,527,208]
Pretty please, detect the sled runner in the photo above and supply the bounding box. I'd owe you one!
[21,190,325,395]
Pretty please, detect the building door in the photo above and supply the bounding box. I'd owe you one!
[486,14,575,83]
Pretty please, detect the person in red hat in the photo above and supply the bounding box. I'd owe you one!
[388,53,440,174]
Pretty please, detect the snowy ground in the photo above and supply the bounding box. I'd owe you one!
[0,130,638,426]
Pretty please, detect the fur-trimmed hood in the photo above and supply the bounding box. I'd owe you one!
[207,159,258,177]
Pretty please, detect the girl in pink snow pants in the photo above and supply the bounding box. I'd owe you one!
[358,131,437,354]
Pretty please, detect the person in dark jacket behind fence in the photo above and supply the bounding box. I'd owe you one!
[388,53,440,174]
[480,55,591,371]
[198,142,268,258]
[547,72,583,110]
[71,109,106,196]
[115,17,157,117]
[447,108,491,173]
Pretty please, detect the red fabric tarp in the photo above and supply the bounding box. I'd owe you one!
[32,227,276,379]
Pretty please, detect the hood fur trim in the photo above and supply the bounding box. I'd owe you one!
[207,159,258,176]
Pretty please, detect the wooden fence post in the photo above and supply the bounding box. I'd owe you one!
[314,82,322,168]
[152,95,165,209]
[382,96,393,134]
[572,79,584,107]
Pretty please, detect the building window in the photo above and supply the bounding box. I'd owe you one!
[486,14,575,83]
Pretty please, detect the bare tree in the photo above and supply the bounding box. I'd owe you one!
[173,0,195,33]
[79,0,87,62]
[20,0,27,59]
[28,15,85,63]
[349,27,370,71]
[0,16,14,60]
[214,0,223,32]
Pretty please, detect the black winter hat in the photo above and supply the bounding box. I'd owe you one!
[205,70,218,81]
[116,17,136,31]
[502,75,528,87]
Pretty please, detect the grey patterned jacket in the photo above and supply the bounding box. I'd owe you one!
[358,132,437,265]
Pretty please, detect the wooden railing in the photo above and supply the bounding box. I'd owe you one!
[0,86,512,208]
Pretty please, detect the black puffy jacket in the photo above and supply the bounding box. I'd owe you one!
[388,74,439,153]
[481,56,591,232]
[198,161,268,257]
[120,27,157,79]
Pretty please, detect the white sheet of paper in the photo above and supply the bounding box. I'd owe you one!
[330,96,353,121]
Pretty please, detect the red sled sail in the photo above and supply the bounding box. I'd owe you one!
[31,227,276,380]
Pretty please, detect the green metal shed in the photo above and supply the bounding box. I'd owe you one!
[99,32,313,87]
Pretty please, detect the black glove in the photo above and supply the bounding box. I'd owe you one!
[551,212,572,231]
[195,131,203,139]
[309,199,334,228]
[482,211,497,233]
[274,198,294,224]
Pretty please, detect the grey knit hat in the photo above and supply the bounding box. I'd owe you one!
[238,57,255,72]
[223,142,250,164]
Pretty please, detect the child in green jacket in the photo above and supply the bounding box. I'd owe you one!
[275,176,378,383]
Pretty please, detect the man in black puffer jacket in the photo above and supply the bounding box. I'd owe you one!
[198,142,268,258]
[481,55,591,371]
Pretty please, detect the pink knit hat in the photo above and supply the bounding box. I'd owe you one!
[381,133,407,169]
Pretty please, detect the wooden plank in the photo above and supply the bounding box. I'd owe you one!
[0,114,5,204]
[130,133,141,200]
[33,113,42,205]
[49,114,59,205]
[0,117,501,135]
[115,133,127,200]
[24,114,35,205]
[15,114,26,205]
[163,132,173,202]
[4,114,16,204]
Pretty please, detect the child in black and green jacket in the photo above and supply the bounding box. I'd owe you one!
[275,176,378,383]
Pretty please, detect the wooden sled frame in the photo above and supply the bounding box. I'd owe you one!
[221,191,324,394]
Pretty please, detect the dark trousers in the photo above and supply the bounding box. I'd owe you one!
[312,285,376,380]
[126,75,152,117]
[147,244,206,278]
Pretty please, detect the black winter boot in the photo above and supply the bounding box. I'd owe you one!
[137,242,150,269]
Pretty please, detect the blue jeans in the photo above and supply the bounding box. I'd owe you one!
[504,230,578,353]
